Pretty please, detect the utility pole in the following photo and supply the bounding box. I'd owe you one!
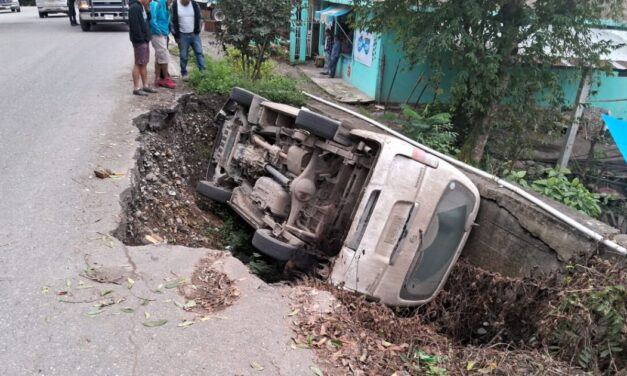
[556,68,592,169]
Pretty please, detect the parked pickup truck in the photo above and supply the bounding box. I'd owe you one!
[0,0,20,13]
[197,87,480,307]
[77,0,129,31]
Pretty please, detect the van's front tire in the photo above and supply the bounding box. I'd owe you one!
[38,12,44,18]
[80,20,91,31]
[196,180,232,203]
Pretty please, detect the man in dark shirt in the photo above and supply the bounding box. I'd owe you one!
[321,28,333,75]
[328,34,342,78]
[128,0,157,95]
[67,0,77,26]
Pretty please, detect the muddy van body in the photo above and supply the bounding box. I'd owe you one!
[197,88,480,306]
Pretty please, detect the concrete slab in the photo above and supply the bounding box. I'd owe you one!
[298,63,374,104]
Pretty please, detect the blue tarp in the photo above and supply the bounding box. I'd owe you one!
[314,5,351,24]
[601,114,627,162]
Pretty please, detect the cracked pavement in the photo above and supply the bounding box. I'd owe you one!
[0,8,314,375]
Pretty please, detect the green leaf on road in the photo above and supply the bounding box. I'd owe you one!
[142,319,167,327]
[183,300,196,310]
[127,278,135,289]
[85,309,104,317]
[310,366,324,376]
[120,308,135,313]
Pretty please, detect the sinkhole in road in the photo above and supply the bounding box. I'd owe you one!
[112,93,620,373]
[114,93,284,282]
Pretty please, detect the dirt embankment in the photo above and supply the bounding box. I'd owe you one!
[115,93,626,375]
[115,94,227,248]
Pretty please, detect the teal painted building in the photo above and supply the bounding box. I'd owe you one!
[289,1,627,117]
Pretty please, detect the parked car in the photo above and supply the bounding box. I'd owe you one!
[197,87,480,306]
[0,0,20,13]
[193,0,223,21]
[36,0,68,17]
[77,0,129,32]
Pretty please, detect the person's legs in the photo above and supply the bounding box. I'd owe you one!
[179,34,191,77]
[190,34,205,70]
[154,61,162,84]
[140,64,148,87]
[132,64,141,90]
[322,51,330,74]
[329,55,340,78]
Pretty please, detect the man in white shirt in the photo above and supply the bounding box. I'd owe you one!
[170,0,206,79]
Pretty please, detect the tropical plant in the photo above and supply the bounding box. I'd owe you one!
[503,168,603,217]
[396,105,459,155]
[353,0,624,164]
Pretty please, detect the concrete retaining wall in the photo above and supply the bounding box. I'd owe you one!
[462,173,627,278]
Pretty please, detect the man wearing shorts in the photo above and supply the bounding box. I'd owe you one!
[128,0,157,96]
[149,0,176,89]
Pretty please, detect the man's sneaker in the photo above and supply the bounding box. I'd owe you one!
[181,74,189,82]
[133,89,148,96]
[142,86,158,93]
[160,78,176,89]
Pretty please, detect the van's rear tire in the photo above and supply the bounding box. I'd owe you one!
[252,229,300,261]
[38,12,44,17]
[294,110,340,140]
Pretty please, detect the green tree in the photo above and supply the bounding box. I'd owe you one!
[354,0,624,164]
[217,0,291,80]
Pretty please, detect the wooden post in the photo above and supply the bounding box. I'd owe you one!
[557,68,592,170]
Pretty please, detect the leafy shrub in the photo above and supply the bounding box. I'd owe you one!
[189,58,304,106]
[395,105,459,155]
[217,0,290,80]
[503,168,603,218]
[224,47,275,80]
[545,261,627,372]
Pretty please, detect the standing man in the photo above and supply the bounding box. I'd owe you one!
[128,0,157,96]
[67,0,77,26]
[150,0,176,89]
[320,28,332,75]
[171,0,205,80]
[328,34,342,78]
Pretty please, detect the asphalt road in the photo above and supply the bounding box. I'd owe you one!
[0,8,314,375]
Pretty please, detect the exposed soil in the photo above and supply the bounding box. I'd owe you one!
[115,92,626,375]
[115,93,227,248]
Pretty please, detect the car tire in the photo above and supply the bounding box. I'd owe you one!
[294,110,340,140]
[80,19,91,31]
[196,180,232,203]
[44,12,48,17]
[38,12,44,18]
[252,229,301,261]
[11,8,15,12]
[17,7,20,12]
[229,87,257,108]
